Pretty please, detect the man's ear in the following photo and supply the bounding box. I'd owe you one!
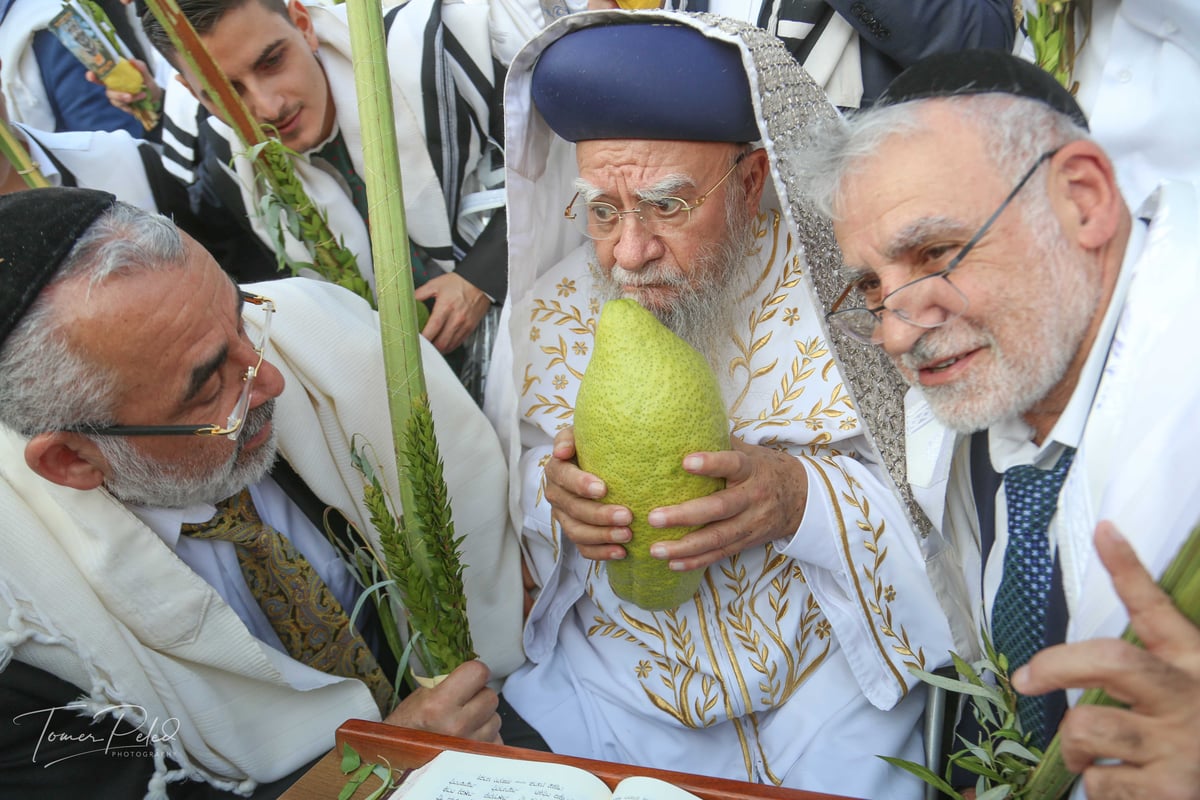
[1049,140,1125,251]
[288,0,319,52]
[741,147,770,215]
[24,433,109,491]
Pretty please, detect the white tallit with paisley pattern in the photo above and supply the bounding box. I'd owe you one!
[485,11,954,797]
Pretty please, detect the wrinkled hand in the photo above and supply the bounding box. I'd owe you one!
[85,58,162,116]
[544,428,808,571]
[543,427,632,562]
[414,272,491,353]
[643,437,808,571]
[1012,522,1200,799]
[382,660,502,744]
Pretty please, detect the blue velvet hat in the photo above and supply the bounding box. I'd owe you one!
[0,188,115,348]
[531,22,759,143]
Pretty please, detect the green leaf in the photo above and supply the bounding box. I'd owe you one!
[951,650,984,684]
[878,756,964,799]
[363,764,398,800]
[337,762,374,800]
[340,743,362,774]
[975,786,1012,800]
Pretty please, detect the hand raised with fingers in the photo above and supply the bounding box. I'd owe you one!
[1012,522,1200,800]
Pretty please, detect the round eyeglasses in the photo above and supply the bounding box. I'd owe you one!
[826,148,1060,346]
[70,291,275,440]
[563,151,748,241]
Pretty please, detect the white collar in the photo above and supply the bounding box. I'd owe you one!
[128,500,219,552]
[19,132,62,186]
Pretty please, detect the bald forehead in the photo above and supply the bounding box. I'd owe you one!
[834,108,996,217]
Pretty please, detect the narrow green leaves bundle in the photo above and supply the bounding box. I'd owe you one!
[342,0,475,678]
[1027,2,1079,91]
[882,632,1043,800]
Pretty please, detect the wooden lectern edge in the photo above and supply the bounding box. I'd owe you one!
[334,718,865,800]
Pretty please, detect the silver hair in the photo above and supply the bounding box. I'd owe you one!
[798,94,1092,223]
[0,201,186,436]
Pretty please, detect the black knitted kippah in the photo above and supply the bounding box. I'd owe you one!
[878,49,1089,130]
[0,188,115,349]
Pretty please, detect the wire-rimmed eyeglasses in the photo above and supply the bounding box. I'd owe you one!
[826,148,1061,346]
[563,150,749,241]
[70,291,275,440]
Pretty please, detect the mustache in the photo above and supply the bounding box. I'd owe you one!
[899,326,992,372]
[238,399,275,448]
[263,107,300,131]
[608,264,689,288]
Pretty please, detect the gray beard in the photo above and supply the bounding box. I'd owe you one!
[97,400,279,509]
[589,205,757,362]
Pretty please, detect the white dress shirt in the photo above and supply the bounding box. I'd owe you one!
[130,474,363,681]
[946,219,1145,629]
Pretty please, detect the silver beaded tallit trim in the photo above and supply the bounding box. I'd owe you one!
[696,11,932,537]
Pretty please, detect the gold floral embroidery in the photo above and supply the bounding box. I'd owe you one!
[521,364,541,396]
[807,454,925,687]
[515,204,911,767]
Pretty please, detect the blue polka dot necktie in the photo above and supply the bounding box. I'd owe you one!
[991,447,1075,746]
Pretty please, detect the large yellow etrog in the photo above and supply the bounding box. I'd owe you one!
[574,298,730,610]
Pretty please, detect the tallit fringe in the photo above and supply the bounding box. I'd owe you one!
[0,581,258,799]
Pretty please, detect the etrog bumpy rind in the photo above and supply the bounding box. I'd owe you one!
[574,299,730,610]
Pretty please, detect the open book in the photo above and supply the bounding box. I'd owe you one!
[389,749,703,800]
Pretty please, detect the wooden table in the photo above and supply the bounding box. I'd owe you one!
[280,719,864,800]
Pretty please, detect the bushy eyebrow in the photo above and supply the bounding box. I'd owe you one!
[839,215,971,282]
[573,173,696,204]
[880,216,968,262]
